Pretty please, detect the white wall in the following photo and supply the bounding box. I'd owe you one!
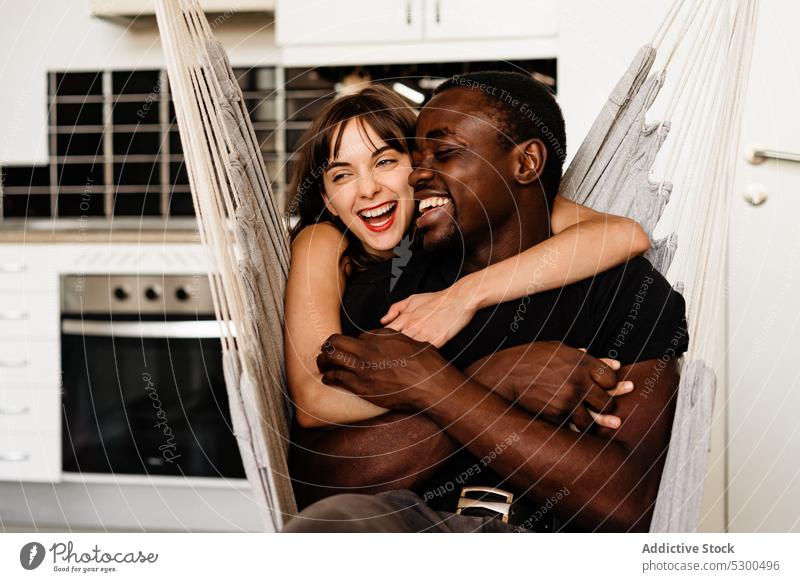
[0,0,277,165]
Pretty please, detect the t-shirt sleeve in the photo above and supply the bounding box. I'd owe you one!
[587,257,689,366]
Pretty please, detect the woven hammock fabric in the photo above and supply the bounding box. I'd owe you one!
[156,0,758,532]
[156,0,295,530]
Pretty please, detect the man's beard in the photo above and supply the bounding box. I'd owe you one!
[420,219,463,254]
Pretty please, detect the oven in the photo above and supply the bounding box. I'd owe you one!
[60,274,244,479]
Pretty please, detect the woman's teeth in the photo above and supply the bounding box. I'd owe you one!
[418,196,451,213]
[358,201,397,227]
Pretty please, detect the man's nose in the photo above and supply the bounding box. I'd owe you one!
[409,164,434,189]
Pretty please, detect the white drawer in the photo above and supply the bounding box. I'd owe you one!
[0,246,58,291]
[0,433,60,482]
[0,290,59,339]
[0,388,60,434]
[0,339,60,387]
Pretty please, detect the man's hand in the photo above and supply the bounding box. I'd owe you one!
[316,328,447,411]
[463,342,633,431]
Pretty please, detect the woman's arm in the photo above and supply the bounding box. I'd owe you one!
[284,223,388,428]
[382,196,650,347]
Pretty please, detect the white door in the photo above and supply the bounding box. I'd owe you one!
[276,0,424,46]
[424,0,557,41]
[728,0,800,532]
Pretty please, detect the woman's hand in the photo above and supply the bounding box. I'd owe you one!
[380,283,476,348]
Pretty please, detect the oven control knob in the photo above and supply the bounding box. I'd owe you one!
[113,286,130,301]
[175,286,191,302]
[144,286,162,301]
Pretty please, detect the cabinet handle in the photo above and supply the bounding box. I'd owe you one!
[0,452,30,462]
[406,0,412,25]
[0,263,26,273]
[0,359,29,368]
[747,145,800,165]
[435,0,441,24]
[0,311,28,321]
[0,405,31,415]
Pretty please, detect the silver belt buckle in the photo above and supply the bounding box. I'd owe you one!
[455,486,514,524]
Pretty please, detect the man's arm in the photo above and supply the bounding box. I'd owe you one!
[319,331,680,532]
[289,412,457,509]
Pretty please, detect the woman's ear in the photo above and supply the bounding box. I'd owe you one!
[514,138,547,186]
[321,190,339,217]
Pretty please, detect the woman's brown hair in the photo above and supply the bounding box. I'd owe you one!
[287,84,417,271]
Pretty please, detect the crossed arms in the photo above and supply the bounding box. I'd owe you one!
[291,335,680,532]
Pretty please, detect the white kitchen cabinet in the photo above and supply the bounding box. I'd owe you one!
[0,433,60,482]
[0,339,60,388]
[0,388,60,435]
[277,0,424,46]
[276,0,555,48]
[424,0,557,41]
[0,291,59,340]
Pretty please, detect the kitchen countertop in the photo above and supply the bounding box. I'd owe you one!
[0,219,202,243]
[0,229,201,243]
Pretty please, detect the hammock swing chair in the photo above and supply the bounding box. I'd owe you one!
[154,0,758,532]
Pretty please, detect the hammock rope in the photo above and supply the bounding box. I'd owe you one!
[156,0,758,532]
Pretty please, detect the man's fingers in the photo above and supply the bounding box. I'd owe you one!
[588,409,622,430]
[587,360,618,389]
[570,406,594,432]
[606,380,634,397]
[321,369,358,389]
[324,333,365,356]
[316,347,360,373]
[599,357,621,370]
[582,383,614,414]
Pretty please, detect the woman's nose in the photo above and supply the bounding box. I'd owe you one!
[357,173,381,198]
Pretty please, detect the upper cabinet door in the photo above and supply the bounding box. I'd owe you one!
[425,0,557,41]
[276,0,425,46]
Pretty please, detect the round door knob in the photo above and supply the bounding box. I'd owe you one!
[744,184,768,207]
[113,286,130,300]
[144,286,162,301]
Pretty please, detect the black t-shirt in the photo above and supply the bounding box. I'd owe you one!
[339,249,689,521]
[342,252,689,368]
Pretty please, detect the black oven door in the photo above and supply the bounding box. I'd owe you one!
[61,315,245,478]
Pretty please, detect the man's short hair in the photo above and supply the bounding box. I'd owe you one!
[434,71,566,203]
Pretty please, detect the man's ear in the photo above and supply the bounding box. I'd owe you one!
[321,190,339,217]
[514,138,547,186]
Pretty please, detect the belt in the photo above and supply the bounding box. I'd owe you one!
[455,486,562,532]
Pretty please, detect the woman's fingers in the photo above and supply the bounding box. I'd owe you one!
[380,298,409,324]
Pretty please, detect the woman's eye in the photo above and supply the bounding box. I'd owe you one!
[376,158,397,168]
[331,173,349,183]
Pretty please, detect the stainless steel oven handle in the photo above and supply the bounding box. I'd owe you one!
[61,319,231,339]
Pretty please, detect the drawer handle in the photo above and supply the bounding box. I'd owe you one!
[0,311,28,321]
[0,360,29,368]
[0,405,31,415]
[0,263,26,273]
[0,452,30,462]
